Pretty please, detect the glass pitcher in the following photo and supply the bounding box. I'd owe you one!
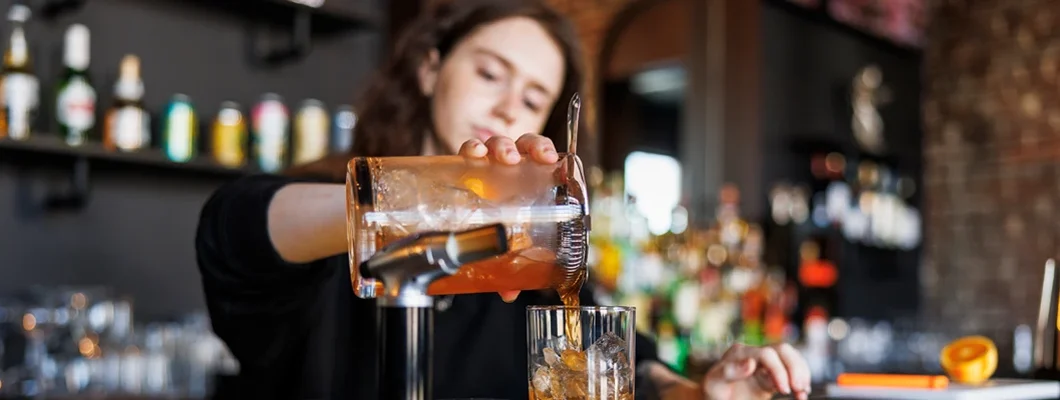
[345,95,590,299]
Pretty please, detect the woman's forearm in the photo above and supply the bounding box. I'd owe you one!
[267,183,349,263]
[642,361,704,400]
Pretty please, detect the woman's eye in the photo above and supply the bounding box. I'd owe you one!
[478,68,500,82]
[524,100,542,112]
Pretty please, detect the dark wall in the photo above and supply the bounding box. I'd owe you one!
[0,0,382,321]
[760,3,924,320]
[761,3,923,190]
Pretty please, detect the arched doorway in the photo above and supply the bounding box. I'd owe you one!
[597,0,691,173]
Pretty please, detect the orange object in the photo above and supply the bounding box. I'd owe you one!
[940,336,998,384]
[799,259,838,288]
[836,373,950,389]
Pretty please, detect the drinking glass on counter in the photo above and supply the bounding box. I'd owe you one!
[527,306,635,400]
[0,286,237,398]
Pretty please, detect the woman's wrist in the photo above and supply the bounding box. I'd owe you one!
[640,361,705,400]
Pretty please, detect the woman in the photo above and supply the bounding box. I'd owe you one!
[195,0,811,399]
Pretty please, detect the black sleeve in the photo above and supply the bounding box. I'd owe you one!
[195,173,338,395]
[196,174,319,290]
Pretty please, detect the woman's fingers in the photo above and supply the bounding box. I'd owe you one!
[515,134,559,164]
[458,139,488,158]
[774,343,812,394]
[484,136,521,164]
[722,357,756,381]
[749,346,792,395]
[458,135,557,166]
[706,342,812,399]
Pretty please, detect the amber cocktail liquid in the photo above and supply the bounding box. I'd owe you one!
[346,152,589,298]
[347,95,589,307]
[527,306,636,400]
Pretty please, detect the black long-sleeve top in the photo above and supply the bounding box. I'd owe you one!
[194,174,662,399]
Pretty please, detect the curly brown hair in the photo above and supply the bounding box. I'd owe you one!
[288,0,584,181]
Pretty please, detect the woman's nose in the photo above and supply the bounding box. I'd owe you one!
[491,91,520,125]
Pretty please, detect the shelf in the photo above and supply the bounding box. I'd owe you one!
[284,0,381,30]
[189,0,381,35]
[0,135,259,178]
[175,0,381,65]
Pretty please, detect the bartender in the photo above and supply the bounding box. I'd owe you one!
[194,0,811,399]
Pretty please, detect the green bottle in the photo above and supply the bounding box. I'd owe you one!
[657,321,689,375]
[162,94,197,163]
[56,23,96,146]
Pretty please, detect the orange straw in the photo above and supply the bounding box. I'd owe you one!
[837,373,950,390]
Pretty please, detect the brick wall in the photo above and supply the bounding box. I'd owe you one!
[923,0,1058,359]
[546,0,635,152]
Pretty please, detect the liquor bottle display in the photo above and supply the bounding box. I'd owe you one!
[587,172,797,377]
[0,17,360,173]
[103,54,149,152]
[1,3,39,141]
[55,23,96,146]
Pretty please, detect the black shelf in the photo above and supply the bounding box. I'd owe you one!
[179,0,381,65]
[189,0,381,35]
[0,135,259,178]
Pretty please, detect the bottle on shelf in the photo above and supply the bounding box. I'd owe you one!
[252,93,289,173]
[56,23,96,147]
[103,54,149,152]
[292,98,329,166]
[330,105,356,154]
[656,320,689,375]
[161,94,197,163]
[210,101,247,168]
[1,3,39,141]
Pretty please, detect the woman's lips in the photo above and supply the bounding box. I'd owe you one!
[474,127,498,142]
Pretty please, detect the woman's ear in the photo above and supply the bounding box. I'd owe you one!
[418,49,441,97]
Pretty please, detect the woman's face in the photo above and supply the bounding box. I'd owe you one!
[419,16,566,154]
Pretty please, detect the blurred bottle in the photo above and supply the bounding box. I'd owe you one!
[161,94,197,163]
[252,93,289,173]
[210,102,247,168]
[331,105,356,154]
[588,169,622,292]
[55,24,95,146]
[103,55,149,152]
[292,99,329,165]
[1,3,39,140]
[656,321,689,375]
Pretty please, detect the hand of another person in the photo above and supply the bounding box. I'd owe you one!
[457,134,559,303]
[702,342,812,400]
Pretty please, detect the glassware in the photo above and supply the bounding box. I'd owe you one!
[345,95,589,299]
[527,306,635,400]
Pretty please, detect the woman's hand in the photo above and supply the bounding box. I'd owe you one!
[457,134,559,165]
[702,342,812,400]
[457,133,559,303]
